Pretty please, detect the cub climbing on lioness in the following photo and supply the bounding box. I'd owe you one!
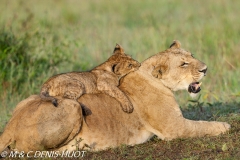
[40,44,140,113]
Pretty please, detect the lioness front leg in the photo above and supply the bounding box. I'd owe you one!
[158,118,230,140]
[180,119,230,138]
[97,81,133,113]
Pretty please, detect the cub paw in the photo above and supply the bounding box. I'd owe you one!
[121,101,134,113]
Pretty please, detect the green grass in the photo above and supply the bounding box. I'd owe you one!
[0,0,240,159]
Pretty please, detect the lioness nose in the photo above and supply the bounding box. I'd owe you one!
[199,67,207,75]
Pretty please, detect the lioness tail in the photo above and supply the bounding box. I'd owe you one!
[40,92,58,107]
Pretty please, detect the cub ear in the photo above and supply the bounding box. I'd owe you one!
[113,43,125,55]
[112,63,118,73]
[169,40,181,49]
[151,65,168,79]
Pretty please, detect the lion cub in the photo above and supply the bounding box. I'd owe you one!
[40,44,140,113]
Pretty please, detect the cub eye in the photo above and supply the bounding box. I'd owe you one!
[181,62,189,67]
[128,64,133,68]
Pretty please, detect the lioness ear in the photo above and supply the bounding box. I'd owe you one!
[169,40,181,49]
[113,43,125,55]
[80,103,92,116]
[151,65,168,79]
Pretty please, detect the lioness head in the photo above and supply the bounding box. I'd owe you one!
[151,40,207,95]
[108,44,141,78]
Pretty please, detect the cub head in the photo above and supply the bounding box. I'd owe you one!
[151,40,207,95]
[108,44,141,78]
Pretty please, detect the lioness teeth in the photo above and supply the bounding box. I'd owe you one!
[198,82,202,87]
[195,82,202,89]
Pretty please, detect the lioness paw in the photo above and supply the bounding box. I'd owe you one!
[222,122,231,132]
[217,122,231,133]
[211,122,231,136]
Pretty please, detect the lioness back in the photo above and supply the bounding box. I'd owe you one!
[40,44,140,113]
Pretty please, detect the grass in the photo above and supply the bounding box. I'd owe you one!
[0,0,240,159]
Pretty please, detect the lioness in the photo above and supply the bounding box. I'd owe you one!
[40,44,140,113]
[58,40,230,151]
[0,41,230,153]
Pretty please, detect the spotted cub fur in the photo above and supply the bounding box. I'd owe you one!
[40,44,140,113]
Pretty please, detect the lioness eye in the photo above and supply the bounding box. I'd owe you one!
[181,62,189,67]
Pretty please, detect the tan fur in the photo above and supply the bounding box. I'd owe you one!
[0,41,230,153]
[40,44,140,113]
[0,95,83,152]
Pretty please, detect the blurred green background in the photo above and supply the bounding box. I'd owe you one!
[0,0,239,130]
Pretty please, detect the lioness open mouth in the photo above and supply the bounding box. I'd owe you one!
[188,82,202,93]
